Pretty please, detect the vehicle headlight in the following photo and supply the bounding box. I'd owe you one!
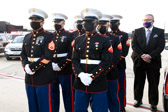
[4,46,11,51]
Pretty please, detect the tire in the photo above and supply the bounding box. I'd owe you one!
[163,95,168,112]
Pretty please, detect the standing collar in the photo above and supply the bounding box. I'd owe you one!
[56,28,65,34]
[32,27,44,35]
[85,31,97,37]
[111,29,120,34]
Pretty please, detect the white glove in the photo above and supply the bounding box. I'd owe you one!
[25,64,35,75]
[52,62,61,71]
[78,72,93,86]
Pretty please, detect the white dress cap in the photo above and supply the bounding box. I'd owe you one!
[111,15,123,20]
[74,15,83,22]
[52,13,68,21]
[28,8,48,19]
[81,8,102,20]
[99,14,113,21]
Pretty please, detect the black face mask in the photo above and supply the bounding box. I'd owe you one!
[54,24,62,31]
[77,24,83,31]
[98,26,107,34]
[30,22,41,30]
[110,24,118,31]
[84,22,97,32]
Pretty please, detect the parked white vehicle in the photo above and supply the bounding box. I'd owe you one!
[4,36,24,60]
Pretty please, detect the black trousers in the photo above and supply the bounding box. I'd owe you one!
[133,64,160,105]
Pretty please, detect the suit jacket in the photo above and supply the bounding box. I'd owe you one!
[131,27,165,69]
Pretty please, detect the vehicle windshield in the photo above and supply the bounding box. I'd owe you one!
[8,35,21,40]
[12,36,24,43]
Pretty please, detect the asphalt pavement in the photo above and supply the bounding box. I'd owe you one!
[0,50,166,112]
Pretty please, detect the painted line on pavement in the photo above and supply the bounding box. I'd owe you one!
[0,74,24,80]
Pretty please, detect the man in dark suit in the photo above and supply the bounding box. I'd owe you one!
[131,14,165,112]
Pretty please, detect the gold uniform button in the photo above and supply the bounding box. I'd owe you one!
[32,46,34,49]
[35,66,37,68]
[31,55,33,57]
[92,75,94,78]
[39,63,41,65]
[99,69,101,71]
[33,34,36,37]
[91,34,93,36]
[87,41,90,44]
[79,48,81,50]
[87,46,89,48]
[61,67,63,69]
[96,72,98,74]
[109,67,111,69]
[87,50,89,53]
[88,38,90,40]
[96,48,98,50]
[32,42,34,44]
[36,31,38,34]
[31,50,33,53]
[56,40,57,42]
[32,69,34,71]
[53,54,56,58]
[86,55,88,58]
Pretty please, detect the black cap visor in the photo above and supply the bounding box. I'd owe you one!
[29,15,44,20]
[83,16,98,21]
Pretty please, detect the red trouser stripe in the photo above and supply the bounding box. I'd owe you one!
[48,84,52,112]
[117,80,121,112]
[124,71,126,107]
[70,75,74,112]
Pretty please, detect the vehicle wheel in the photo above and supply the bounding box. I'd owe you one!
[163,95,168,112]
[6,57,12,60]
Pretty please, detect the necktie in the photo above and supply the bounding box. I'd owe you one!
[146,30,151,45]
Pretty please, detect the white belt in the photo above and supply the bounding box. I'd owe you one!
[80,59,101,64]
[28,57,40,62]
[57,53,68,58]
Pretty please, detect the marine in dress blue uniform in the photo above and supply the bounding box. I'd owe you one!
[97,14,122,112]
[72,8,113,112]
[51,13,74,112]
[72,15,85,39]
[20,8,56,112]
[71,15,86,102]
[110,15,130,112]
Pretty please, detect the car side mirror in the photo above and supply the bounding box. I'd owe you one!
[165,46,168,50]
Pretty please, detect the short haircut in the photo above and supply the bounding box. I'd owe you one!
[145,14,154,21]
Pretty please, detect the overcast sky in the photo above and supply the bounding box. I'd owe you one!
[0,0,168,33]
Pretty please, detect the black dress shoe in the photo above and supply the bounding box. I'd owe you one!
[133,101,142,107]
[120,107,126,112]
[151,105,157,112]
